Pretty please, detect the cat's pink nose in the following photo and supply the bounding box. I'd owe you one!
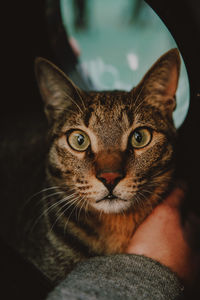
[97,171,123,188]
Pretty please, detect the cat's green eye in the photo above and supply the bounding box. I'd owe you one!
[131,128,152,149]
[67,130,90,152]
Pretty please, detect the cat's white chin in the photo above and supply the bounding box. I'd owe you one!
[91,198,131,214]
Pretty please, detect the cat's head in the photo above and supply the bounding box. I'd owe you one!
[35,49,180,214]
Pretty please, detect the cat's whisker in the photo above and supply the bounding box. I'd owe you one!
[77,196,86,222]
[49,195,80,226]
[84,199,90,220]
[24,183,75,208]
[58,194,82,216]
[43,195,78,221]
[42,191,65,202]
[74,196,83,221]
[99,207,104,219]
[49,196,80,233]
[138,188,153,196]
[132,193,141,207]
[30,186,60,199]
[60,194,81,207]
[137,191,149,202]
[22,186,60,210]
[31,198,66,230]
[22,191,65,216]
[28,190,66,211]
[74,200,79,221]
[136,188,163,211]
[30,193,77,232]
[63,205,78,235]
[63,196,84,234]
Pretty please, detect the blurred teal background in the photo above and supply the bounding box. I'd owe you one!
[61,0,189,128]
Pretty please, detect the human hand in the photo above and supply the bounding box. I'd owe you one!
[126,188,200,285]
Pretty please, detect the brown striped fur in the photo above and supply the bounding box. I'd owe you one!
[16,49,180,283]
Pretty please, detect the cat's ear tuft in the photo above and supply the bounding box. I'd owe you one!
[134,48,181,114]
[35,57,85,123]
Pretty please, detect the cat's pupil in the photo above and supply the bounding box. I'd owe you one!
[77,134,84,145]
[134,131,142,143]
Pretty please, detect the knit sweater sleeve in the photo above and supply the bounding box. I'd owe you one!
[46,254,184,300]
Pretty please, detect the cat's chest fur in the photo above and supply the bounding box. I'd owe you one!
[20,186,161,284]
[49,210,137,254]
[83,210,148,254]
[33,204,148,282]
[44,189,158,256]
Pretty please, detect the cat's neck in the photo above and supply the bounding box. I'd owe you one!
[47,203,150,254]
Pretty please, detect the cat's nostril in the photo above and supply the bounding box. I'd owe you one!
[97,171,124,190]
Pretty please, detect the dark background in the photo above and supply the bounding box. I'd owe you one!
[1,0,200,299]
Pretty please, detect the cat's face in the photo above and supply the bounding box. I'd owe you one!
[35,49,180,214]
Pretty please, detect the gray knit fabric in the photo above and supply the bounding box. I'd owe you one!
[46,254,184,300]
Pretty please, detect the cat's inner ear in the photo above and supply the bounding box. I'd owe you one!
[35,58,84,122]
[134,48,181,113]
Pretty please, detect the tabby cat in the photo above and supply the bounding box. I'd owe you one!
[18,49,180,284]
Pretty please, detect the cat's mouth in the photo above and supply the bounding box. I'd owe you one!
[96,193,127,203]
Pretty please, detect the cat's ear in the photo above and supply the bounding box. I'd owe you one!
[35,57,85,123]
[134,48,181,114]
